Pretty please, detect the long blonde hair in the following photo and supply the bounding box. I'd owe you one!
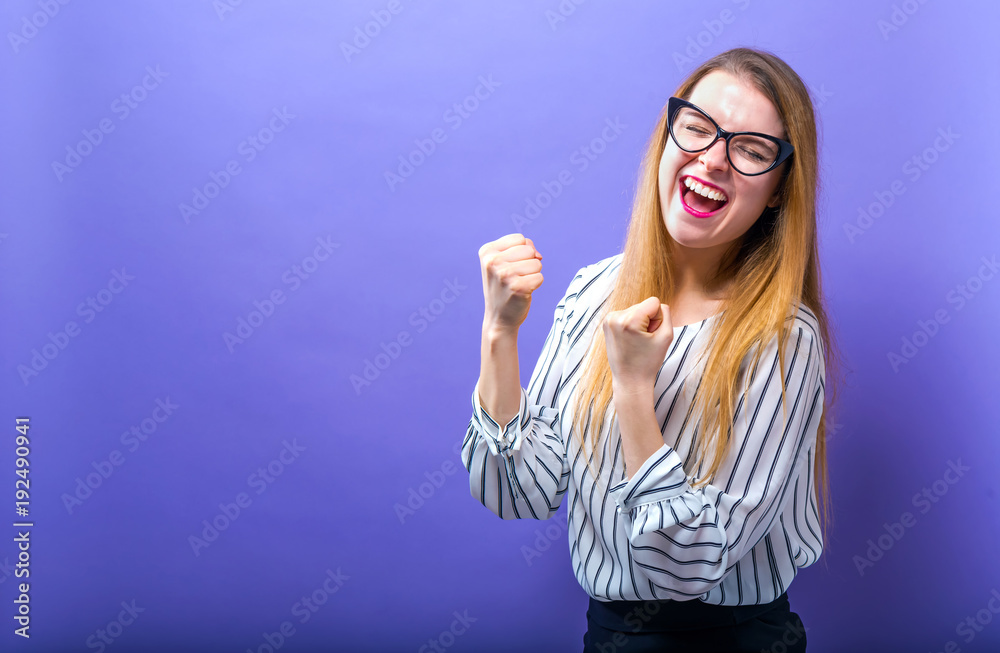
[570,47,843,549]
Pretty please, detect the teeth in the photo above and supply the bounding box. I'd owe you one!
[683,177,728,203]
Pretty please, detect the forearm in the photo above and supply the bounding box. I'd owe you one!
[613,383,666,478]
[477,324,522,427]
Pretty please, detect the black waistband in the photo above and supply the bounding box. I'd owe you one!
[587,592,789,633]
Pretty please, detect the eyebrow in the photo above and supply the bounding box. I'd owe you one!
[692,103,784,138]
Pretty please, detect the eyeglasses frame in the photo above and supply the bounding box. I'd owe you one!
[666,96,794,177]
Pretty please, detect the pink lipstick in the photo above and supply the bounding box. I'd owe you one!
[678,175,729,219]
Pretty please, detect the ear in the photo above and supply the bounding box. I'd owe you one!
[766,176,787,209]
[766,189,781,209]
[767,163,791,209]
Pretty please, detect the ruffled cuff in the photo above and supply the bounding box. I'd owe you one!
[471,379,527,457]
[608,443,692,513]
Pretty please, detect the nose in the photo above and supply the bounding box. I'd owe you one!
[698,137,729,171]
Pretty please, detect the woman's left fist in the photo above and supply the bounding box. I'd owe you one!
[602,296,674,392]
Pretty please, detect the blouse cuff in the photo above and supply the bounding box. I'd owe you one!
[608,443,692,513]
[471,379,527,457]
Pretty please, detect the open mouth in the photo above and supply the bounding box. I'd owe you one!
[679,176,729,217]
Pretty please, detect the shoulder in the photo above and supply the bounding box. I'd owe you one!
[781,301,826,378]
[786,301,821,343]
[741,301,825,379]
[568,252,623,301]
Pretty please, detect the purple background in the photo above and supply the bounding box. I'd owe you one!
[1,1,998,651]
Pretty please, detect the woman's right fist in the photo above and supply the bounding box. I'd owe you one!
[479,233,544,334]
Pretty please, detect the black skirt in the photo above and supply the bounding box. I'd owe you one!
[583,591,807,653]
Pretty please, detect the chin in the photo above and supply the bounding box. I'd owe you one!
[663,216,716,248]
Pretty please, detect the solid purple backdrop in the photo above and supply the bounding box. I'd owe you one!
[1,1,998,651]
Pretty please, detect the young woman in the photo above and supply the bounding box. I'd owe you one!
[464,47,840,652]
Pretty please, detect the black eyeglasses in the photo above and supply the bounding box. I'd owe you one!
[666,96,794,176]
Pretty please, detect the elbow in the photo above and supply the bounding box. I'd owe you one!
[467,481,504,520]
[645,564,728,600]
[471,485,562,522]
[629,538,731,599]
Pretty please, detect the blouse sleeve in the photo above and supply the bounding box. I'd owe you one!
[461,264,590,520]
[607,325,825,599]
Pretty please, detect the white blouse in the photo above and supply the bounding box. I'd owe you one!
[462,252,826,606]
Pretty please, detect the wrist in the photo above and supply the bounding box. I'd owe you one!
[612,380,654,402]
[483,320,518,342]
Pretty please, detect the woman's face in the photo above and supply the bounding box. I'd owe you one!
[658,70,788,253]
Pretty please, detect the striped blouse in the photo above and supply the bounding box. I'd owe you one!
[461,252,826,606]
